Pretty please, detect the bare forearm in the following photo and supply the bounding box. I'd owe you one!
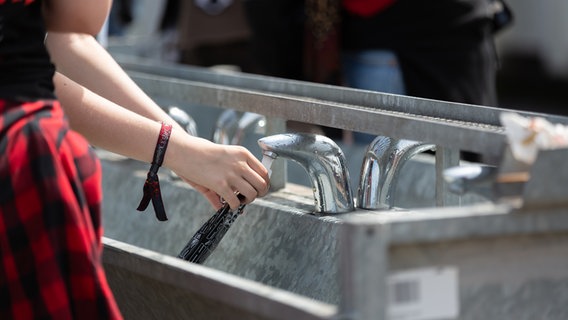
[45,32,171,124]
[54,73,269,209]
[54,73,214,183]
[54,72,160,162]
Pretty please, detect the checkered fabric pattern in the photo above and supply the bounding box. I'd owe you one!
[0,99,122,319]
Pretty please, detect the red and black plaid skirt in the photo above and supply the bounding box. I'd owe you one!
[0,99,122,319]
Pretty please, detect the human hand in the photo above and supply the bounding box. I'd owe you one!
[184,179,224,210]
[166,133,270,210]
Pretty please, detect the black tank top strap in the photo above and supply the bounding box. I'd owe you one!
[0,0,56,100]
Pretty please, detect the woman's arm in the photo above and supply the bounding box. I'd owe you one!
[45,32,175,128]
[43,1,269,209]
[54,73,269,209]
[43,1,176,131]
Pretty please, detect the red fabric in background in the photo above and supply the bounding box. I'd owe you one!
[342,0,396,17]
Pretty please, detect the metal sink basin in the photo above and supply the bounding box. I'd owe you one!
[100,148,568,320]
[100,152,345,319]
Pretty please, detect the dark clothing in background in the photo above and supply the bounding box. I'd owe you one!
[245,0,499,106]
[342,0,493,51]
[341,0,499,106]
[161,0,181,31]
[243,0,306,80]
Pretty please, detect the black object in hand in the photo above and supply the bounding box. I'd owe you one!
[177,202,245,264]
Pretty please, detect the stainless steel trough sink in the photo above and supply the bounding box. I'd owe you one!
[100,149,568,320]
[98,145,488,309]
[100,152,347,319]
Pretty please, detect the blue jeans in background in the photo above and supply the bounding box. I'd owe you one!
[341,50,406,144]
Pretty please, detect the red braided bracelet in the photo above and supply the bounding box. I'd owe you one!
[137,122,172,221]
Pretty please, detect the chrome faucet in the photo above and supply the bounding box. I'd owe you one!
[212,109,266,145]
[167,106,198,136]
[232,112,266,145]
[443,164,497,200]
[357,136,435,209]
[258,133,355,214]
[212,109,240,145]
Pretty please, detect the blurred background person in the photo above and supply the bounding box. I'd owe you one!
[244,0,513,145]
[341,0,513,144]
[244,0,342,137]
[244,0,306,80]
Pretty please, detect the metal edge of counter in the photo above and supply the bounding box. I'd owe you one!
[102,237,338,320]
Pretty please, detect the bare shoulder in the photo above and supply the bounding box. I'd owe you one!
[43,0,112,35]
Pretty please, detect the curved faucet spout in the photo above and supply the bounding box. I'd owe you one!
[233,112,266,145]
[212,109,241,145]
[258,133,355,214]
[167,106,198,136]
[212,110,266,145]
[357,136,436,210]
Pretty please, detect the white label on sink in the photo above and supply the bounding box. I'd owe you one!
[387,266,459,320]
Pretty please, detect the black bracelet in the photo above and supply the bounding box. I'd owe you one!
[137,122,172,221]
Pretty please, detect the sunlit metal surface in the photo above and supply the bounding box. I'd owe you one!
[212,110,266,145]
[357,136,435,209]
[258,133,354,214]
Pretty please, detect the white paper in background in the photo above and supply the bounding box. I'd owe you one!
[387,266,459,320]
